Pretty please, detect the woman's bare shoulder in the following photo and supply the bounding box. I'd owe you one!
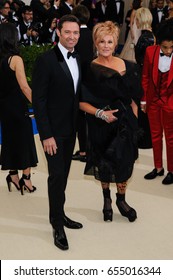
[11,55,23,63]
[9,55,23,71]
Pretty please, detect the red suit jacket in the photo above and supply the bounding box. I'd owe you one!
[141,45,173,111]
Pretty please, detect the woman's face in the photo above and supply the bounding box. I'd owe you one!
[96,35,116,57]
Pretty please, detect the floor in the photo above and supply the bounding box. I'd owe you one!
[0,135,173,260]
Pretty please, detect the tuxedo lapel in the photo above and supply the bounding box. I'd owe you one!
[152,46,160,88]
[151,45,173,89]
[167,58,173,88]
[53,45,74,82]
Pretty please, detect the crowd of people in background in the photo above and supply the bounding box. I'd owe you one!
[0,0,172,46]
[0,0,124,45]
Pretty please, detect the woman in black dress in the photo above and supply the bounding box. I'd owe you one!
[135,7,155,149]
[0,23,38,195]
[80,21,142,223]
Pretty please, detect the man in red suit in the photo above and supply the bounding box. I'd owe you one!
[141,18,173,185]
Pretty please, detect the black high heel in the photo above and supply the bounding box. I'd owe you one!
[19,174,36,195]
[116,193,137,222]
[6,170,20,192]
[103,203,113,221]
[103,189,113,222]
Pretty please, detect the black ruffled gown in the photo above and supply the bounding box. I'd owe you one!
[81,61,142,183]
[0,56,38,170]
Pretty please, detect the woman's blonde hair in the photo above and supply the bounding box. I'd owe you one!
[135,7,153,30]
[92,21,120,46]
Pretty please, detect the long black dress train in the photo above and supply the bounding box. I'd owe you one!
[0,56,38,170]
[81,61,142,183]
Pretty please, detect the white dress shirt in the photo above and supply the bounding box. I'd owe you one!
[58,42,79,93]
[115,1,120,14]
[159,52,172,73]
[157,8,163,22]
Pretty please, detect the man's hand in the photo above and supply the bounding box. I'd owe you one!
[43,137,58,156]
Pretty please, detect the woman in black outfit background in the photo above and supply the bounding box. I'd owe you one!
[135,7,155,149]
[0,23,38,195]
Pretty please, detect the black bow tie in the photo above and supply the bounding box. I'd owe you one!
[67,51,77,59]
[157,9,163,12]
[160,52,171,57]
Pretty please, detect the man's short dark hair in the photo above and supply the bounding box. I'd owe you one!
[0,0,10,10]
[72,5,90,25]
[57,14,80,31]
[156,18,173,44]
[21,5,33,14]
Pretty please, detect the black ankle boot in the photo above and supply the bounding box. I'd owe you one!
[102,189,113,222]
[116,193,137,222]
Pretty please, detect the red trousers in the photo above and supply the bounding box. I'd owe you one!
[148,101,173,172]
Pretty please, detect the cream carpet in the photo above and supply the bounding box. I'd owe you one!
[0,135,173,260]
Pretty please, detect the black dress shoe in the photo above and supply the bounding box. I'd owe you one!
[162,172,173,185]
[64,215,83,229]
[53,228,69,250]
[144,168,164,179]
[72,151,87,162]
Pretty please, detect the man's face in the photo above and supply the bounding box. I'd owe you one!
[160,40,173,57]
[0,3,10,17]
[57,21,80,51]
[22,11,33,23]
[157,0,164,9]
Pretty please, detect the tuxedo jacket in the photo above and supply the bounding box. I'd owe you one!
[32,45,81,140]
[18,21,37,46]
[95,1,109,22]
[106,0,124,25]
[151,8,166,34]
[163,5,169,19]
[141,45,173,111]
[59,2,72,18]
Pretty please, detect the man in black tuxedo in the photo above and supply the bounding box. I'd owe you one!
[32,15,83,251]
[18,6,40,46]
[95,0,108,23]
[151,0,165,35]
[59,0,74,17]
[106,0,124,26]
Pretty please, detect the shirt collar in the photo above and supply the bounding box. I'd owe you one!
[80,25,87,28]
[58,42,74,58]
[65,2,73,10]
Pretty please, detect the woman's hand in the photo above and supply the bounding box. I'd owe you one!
[101,109,119,123]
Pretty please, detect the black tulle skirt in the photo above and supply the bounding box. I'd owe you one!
[84,106,138,183]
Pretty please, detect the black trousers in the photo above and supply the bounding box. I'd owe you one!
[45,135,76,230]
